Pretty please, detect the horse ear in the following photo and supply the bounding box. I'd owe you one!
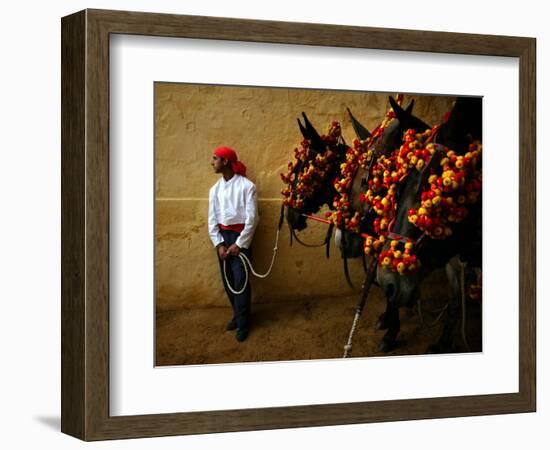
[389,96,406,121]
[405,100,415,114]
[302,112,319,137]
[297,117,309,140]
[346,107,371,140]
[301,112,324,151]
[389,96,431,133]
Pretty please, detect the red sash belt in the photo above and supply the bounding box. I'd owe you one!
[219,223,245,233]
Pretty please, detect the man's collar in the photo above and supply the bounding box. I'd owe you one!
[222,173,237,184]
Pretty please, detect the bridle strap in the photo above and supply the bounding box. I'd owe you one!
[283,206,334,256]
[278,202,285,231]
[325,223,334,258]
[291,228,329,248]
[341,227,358,291]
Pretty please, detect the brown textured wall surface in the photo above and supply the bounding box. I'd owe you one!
[155,83,454,310]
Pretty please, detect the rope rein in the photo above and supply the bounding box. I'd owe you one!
[417,296,449,328]
[222,228,280,295]
[343,307,362,358]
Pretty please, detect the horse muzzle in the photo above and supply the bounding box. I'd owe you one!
[286,207,308,231]
[376,265,421,308]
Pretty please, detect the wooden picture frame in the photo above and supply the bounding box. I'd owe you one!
[61,9,536,441]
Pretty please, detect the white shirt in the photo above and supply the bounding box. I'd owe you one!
[208,174,259,249]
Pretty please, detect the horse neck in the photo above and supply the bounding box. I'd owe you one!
[392,172,423,240]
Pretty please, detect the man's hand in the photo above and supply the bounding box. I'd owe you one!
[227,243,241,257]
[217,244,228,260]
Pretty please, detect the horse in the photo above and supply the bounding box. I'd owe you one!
[281,112,349,254]
[359,96,483,352]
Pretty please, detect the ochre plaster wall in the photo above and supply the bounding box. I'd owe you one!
[155,83,453,310]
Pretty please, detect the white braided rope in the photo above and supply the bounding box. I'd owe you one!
[223,228,280,295]
[343,308,362,358]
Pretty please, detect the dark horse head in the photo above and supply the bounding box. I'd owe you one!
[284,112,349,231]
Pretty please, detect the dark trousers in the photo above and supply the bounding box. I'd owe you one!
[217,229,252,331]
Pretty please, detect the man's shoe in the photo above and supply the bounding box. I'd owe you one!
[226,318,237,331]
[236,328,249,342]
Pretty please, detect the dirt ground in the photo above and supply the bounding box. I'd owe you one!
[155,280,482,366]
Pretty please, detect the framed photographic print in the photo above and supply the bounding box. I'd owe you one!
[61,9,536,441]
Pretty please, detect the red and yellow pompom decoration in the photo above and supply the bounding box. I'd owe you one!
[407,141,482,239]
[324,138,372,232]
[327,111,482,275]
[360,125,482,275]
[280,121,344,209]
[362,233,386,255]
[377,241,421,275]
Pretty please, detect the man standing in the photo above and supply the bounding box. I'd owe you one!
[208,146,258,342]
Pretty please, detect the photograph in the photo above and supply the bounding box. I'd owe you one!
[56,6,536,442]
[154,83,483,366]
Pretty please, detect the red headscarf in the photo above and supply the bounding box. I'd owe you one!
[213,146,247,177]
